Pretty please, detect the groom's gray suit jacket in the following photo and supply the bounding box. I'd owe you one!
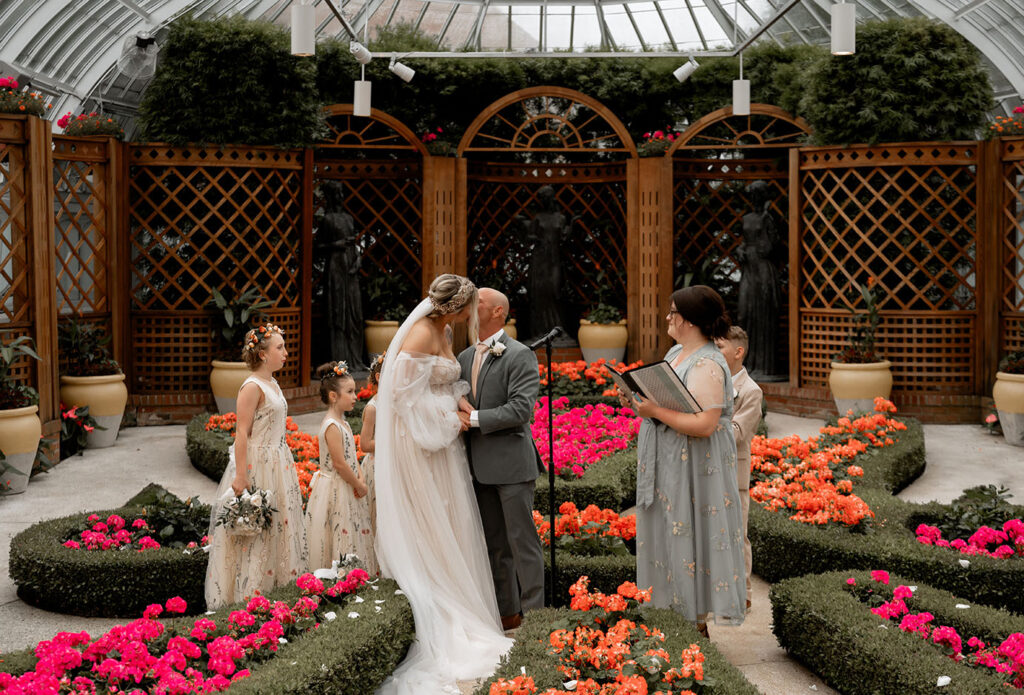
[458,333,542,484]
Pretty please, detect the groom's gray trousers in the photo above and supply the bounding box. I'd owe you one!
[459,335,546,617]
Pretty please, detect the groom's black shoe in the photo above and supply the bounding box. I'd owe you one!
[501,613,522,631]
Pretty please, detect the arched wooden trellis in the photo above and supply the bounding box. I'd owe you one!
[457,87,636,342]
[670,104,811,377]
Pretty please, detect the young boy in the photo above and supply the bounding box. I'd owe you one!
[717,326,763,612]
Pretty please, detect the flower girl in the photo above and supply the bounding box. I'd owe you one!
[305,361,378,575]
[359,354,384,536]
[205,324,308,609]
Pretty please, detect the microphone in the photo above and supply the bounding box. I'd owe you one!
[528,326,565,350]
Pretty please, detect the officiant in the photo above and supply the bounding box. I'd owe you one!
[623,285,747,637]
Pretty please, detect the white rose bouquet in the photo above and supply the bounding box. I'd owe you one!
[216,487,277,537]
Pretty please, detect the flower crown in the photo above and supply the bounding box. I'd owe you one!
[320,362,350,381]
[429,278,476,315]
[243,323,283,352]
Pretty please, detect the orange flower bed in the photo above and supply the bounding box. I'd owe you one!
[539,359,644,399]
[749,397,906,528]
[533,502,636,555]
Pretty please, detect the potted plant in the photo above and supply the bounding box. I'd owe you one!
[56,111,125,140]
[828,277,892,414]
[636,128,679,157]
[578,268,628,363]
[0,336,42,496]
[992,321,1024,447]
[57,319,125,448]
[363,275,409,356]
[209,287,272,413]
[0,76,49,117]
[421,127,456,156]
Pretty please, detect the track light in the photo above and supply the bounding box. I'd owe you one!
[732,79,750,116]
[353,80,372,117]
[389,57,415,83]
[290,2,315,57]
[350,41,372,65]
[673,58,699,83]
[831,2,856,55]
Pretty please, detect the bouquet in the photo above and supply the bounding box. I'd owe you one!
[216,487,276,537]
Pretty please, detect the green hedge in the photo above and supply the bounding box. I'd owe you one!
[771,570,1024,695]
[749,420,1024,614]
[1,578,415,694]
[476,606,759,694]
[544,551,636,607]
[9,503,210,617]
[534,445,636,515]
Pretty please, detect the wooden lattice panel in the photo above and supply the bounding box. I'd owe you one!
[0,142,32,327]
[466,163,627,334]
[322,112,422,152]
[671,104,811,152]
[798,144,979,312]
[1001,153,1024,312]
[1003,313,1024,358]
[53,157,109,316]
[800,310,975,392]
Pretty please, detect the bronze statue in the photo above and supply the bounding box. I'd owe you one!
[736,180,783,380]
[317,181,367,371]
[520,185,577,337]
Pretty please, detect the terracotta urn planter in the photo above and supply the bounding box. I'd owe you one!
[993,371,1024,446]
[578,319,628,364]
[365,320,400,357]
[210,361,251,414]
[59,374,128,448]
[504,318,517,341]
[829,360,893,415]
[0,405,41,495]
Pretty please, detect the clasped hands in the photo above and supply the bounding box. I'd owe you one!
[457,397,473,432]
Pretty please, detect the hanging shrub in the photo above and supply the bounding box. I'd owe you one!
[137,15,325,146]
[799,17,993,145]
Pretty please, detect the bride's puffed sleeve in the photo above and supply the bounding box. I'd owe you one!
[390,354,464,452]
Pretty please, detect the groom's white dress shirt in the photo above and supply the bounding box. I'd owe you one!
[469,328,505,428]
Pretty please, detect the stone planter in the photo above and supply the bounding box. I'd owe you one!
[365,320,400,357]
[828,360,893,415]
[504,318,517,340]
[0,405,41,495]
[578,319,628,364]
[993,371,1024,447]
[210,361,251,414]
[59,374,128,448]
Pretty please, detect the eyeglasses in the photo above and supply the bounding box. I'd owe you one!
[667,309,681,317]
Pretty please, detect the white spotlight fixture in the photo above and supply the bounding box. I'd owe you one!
[673,58,699,83]
[389,57,415,83]
[353,79,372,117]
[732,52,750,116]
[350,41,372,65]
[290,2,315,57]
[831,2,856,55]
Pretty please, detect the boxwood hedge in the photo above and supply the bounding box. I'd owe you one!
[533,445,636,515]
[9,502,210,617]
[476,605,759,694]
[749,420,1024,614]
[544,551,636,607]
[1,577,415,694]
[771,569,1024,695]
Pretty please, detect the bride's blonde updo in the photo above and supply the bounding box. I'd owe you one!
[427,274,478,337]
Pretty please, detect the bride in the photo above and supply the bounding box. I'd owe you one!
[374,274,513,694]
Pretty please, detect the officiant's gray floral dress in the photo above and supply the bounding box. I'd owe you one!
[636,342,746,625]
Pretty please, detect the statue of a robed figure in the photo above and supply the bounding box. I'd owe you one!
[316,180,367,371]
[735,180,784,380]
[519,185,579,339]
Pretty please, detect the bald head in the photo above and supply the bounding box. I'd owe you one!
[477,287,509,339]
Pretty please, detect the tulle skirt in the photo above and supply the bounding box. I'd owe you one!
[305,467,378,575]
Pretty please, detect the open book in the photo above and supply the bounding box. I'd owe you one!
[606,361,703,414]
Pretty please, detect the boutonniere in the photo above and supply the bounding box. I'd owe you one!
[489,342,506,357]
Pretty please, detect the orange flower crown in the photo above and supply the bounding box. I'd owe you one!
[320,361,350,381]
[243,323,283,353]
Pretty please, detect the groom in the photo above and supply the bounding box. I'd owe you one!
[458,288,545,630]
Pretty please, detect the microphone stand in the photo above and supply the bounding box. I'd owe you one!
[529,326,563,606]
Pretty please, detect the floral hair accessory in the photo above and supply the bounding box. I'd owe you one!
[244,323,283,351]
[321,362,350,381]
[429,278,476,315]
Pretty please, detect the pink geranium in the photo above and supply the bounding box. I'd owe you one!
[531,398,640,478]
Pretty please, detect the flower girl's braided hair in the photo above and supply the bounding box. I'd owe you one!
[316,361,354,404]
[241,324,284,369]
[368,353,385,388]
[427,274,478,338]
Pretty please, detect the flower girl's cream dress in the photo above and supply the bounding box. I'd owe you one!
[305,416,377,574]
[205,375,307,609]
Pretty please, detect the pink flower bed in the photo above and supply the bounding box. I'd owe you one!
[0,568,370,694]
[916,519,1024,559]
[531,397,640,479]
[852,570,1024,688]
[62,514,207,553]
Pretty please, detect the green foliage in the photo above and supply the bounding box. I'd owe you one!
[138,15,326,146]
[57,318,120,376]
[476,606,759,694]
[210,286,273,360]
[61,112,125,139]
[999,320,1024,374]
[362,274,414,321]
[584,303,623,324]
[59,403,103,459]
[834,279,881,363]
[186,413,232,480]
[534,445,636,515]
[800,18,993,145]
[933,485,1016,542]
[9,495,211,617]
[543,551,635,608]
[771,570,1024,695]
[0,335,40,409]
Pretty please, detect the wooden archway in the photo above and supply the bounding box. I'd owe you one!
[668,103,810,154]
[457,86,637,158]
[320,104,428,155]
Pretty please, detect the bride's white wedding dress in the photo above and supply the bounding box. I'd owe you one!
[374,299,513,695]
